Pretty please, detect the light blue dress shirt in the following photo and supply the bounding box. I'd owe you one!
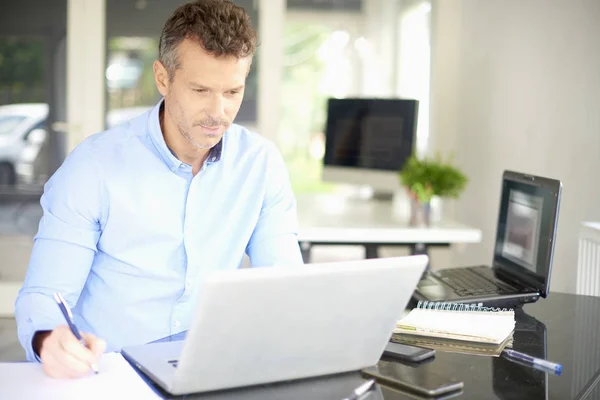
[15,100,303,361]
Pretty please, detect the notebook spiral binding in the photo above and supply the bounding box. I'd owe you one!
[416,300,512,313]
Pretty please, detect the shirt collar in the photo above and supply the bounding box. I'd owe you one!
[207,140,222,163]
[147,98,223,172]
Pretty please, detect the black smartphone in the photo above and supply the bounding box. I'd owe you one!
[382,342,435,362]
[362,360,464,397]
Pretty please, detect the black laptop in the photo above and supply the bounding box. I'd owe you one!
[414,170,562,308]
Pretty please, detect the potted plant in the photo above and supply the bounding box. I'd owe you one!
[398,154,468,226]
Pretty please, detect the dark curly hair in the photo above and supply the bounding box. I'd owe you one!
[159,0,258,80]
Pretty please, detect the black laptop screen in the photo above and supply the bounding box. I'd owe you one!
[493,173,561,295]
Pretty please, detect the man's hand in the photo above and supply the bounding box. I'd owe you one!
[34,325,106,379]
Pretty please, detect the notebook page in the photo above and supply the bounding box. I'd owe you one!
[396,308,515,344]
[0,352,160,400]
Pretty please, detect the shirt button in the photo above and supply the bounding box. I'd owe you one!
[174,320,181,328]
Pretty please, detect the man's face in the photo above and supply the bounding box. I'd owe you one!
[156,38,251,149]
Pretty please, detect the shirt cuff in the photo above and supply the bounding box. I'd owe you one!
[21,321,60,363]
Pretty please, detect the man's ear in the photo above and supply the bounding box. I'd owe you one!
[153,60,170,96]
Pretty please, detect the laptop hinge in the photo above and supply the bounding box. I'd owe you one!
[492,263,541,292]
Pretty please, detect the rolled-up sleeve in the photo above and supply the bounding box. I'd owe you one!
[245,142,303,268]
[15,140,105,361]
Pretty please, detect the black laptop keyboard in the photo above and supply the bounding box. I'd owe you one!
[437,267,519,297]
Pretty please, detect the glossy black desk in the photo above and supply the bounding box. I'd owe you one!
[131,292,600,399]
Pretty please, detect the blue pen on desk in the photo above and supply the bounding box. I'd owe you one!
[53,292,99,374]
[502,349,562,376]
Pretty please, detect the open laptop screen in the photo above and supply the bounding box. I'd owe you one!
[493,171,561,296]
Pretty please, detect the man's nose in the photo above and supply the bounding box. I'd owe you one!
[206,95,225,120]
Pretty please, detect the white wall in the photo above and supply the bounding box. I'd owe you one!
[429,0,600,293]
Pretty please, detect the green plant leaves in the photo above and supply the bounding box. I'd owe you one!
[398,154,468,203]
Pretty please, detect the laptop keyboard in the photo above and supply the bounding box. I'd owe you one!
[437,267,519,297]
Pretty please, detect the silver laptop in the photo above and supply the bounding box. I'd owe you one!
[121,255,428,396]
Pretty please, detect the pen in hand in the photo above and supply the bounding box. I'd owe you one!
[343,379,376,400]
[53,292,100,374]
[502,349,562,376]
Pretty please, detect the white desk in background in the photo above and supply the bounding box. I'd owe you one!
[296,194,482,263]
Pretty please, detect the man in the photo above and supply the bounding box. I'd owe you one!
[15,0,303,379]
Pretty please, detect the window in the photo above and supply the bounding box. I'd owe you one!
[281,1,432,195]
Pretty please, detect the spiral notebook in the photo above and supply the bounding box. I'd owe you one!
[391,332,514,357]
[394,301,516,345]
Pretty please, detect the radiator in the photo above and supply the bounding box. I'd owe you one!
[576,222,600,297]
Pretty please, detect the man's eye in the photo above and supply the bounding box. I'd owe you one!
[194,88,207,93]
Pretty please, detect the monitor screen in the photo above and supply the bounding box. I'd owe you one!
[323,98,418,171]
[493,172,561,295]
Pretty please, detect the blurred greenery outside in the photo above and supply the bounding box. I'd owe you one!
[0,37,45,106]
[107,37,159,110]
[280,23,337,195]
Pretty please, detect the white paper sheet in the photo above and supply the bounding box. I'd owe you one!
[0,352,161,399]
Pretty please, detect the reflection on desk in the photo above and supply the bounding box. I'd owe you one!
[492,308,548,400]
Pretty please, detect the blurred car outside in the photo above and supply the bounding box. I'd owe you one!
[0,103,151,185]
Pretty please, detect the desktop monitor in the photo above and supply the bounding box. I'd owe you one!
[322,98,418,198]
